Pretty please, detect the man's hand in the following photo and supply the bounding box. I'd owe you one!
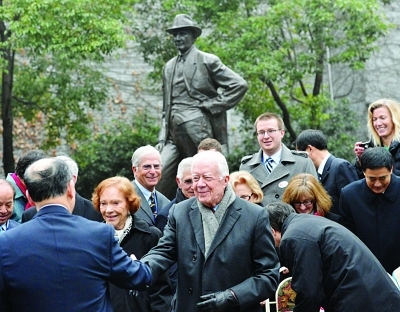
[196,289,239,311]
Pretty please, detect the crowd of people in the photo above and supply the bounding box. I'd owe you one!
[1,12,400,312]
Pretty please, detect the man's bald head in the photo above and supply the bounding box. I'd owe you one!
[24,158,73,203]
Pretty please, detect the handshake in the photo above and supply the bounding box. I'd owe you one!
[196,289,239,311]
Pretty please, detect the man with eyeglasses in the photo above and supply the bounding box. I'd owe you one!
[240,112,317,205]
[339,147,400,274]
[131,145,170,226]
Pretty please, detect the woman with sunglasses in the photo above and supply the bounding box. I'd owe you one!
[282,173,342,224]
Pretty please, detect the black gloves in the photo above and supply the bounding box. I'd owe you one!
[196,289,239,311]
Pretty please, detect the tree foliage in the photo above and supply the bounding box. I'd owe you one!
[0,0,134,174]
[73,113,159,199]
[133,0,390,160]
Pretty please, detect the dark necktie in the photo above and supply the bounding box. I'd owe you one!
[149,192,157,219]
[318,173,322,181]
[265,157,274,173]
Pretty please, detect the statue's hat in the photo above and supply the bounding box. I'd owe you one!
[166,14,202,37]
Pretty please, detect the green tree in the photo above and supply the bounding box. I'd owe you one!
[133,0,390,158]
[0,0,133,174]
[73,113,159,199]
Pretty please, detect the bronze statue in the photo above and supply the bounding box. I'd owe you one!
[156,14,248,199]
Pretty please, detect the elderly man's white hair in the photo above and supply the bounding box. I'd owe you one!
[176,157,193,180]
[56,155,79,177]
[192,151,229,178]
[131,145,160,166]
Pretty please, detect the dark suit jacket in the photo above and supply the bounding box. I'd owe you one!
[0,205,151,312]
[320,155,358,214]
[280,214,400,312]
[160,46,247,145]
[339,175,400,273]
[21,193,103,223]
[133,183,170,226]
[142,197,280,312]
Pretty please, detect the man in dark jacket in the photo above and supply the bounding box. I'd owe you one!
[339,147,400,273]
[142,151,279,312]
[21,156,102,223]
[266,202,400,312]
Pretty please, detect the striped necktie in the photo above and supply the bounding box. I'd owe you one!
[149,192,157,219]
[265,157,274,173]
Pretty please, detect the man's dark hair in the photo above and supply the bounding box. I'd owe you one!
[265,202,296,232]
[15,150,47,178]
[360,147,393,172]
[24,158,72,203]
[295,129,328,151]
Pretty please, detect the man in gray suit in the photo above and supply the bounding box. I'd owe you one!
[156,14,248,199]
[240,112,317,205]
[131,145,170,226]
[141,151,279,312]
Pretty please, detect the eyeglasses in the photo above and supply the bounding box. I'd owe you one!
[292,200,314,208]
[240,194,253,201]
[183,179,193,185]
[140,164,162,171]
[256,129,281,137]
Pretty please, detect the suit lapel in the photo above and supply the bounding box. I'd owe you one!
[184,47,198,87]
[205,203,241,260]
[321,155,334,182]
[189,202,205,257]
[134,184,154,224]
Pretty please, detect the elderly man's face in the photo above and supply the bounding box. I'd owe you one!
[132,153,162,192]
[172,30,196,54]
[0,184,14,225]
[177,168,195,199]
[192,159,229,208]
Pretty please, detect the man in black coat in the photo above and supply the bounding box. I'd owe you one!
[21,156,102,223]
[142,151,279,312]
[267,202,400,312]
[295,129,358,214]
[339,147,400,273]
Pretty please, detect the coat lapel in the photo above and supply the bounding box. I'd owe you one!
[189,202,205,257]
[321,155,334,182]
[183,47,198,87]
[205,203,241,260]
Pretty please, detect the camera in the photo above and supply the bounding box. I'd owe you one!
[359,141,371,149]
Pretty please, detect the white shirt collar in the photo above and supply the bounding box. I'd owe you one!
[318,153,331,175]
[134,180,153,202]
[263,146,282,165]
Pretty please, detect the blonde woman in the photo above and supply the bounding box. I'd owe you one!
[230,170,263,204]
[354,98,400,177]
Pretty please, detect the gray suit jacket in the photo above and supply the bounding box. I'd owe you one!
[142,197,279,312]
[160,46,248,145]
[133,182,170,226]
[240,144,317,205]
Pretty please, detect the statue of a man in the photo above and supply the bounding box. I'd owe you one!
[156,14,248,199]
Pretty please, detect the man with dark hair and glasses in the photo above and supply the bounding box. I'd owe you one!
[240,112,317,205]
[131,145,170,226]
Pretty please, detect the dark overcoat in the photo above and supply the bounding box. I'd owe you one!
[142,197,280,312]
[280,214,400,312]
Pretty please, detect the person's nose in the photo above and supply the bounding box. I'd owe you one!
[374,180,382,187]
[104,204,114,212]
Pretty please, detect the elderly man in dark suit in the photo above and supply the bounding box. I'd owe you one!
[142,151,279,312]
[0,158,151,312]
[131,145,170,226]
[295,129,358,214]
[156,14,248,199]
[240,113,317,205]
[267,202,400,312]
[21,155,102,222]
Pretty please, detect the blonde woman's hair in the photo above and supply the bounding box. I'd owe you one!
[229,171,264,204]
[367,99,400,146]
[282,173,332,216]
